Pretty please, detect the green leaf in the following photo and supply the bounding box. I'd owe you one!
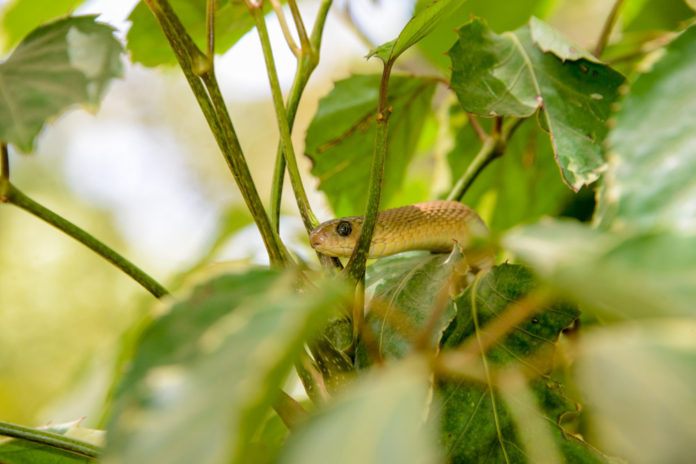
[277,360,441,464]
[368,0,463,63]
[596,25,696,233]
[306,75,437,217]
[0,15,123,152]
[447,115,572,232]
[449,18,624,190]
[576,321,696,463]
[356,250,463,364]
[622,0,695,32]
[503,219,696,317]
[0,420,102,464]
[529,16,602,63]
[103,269,348,464]
[415,0,558,72]
[0,0,85,52]
[126,0,272,67]
[437,265,609,463]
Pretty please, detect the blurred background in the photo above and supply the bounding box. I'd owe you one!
[0,4,692,462]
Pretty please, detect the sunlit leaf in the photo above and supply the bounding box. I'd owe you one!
[0,15,123,152]
[596,25,696,234]
[368,0,462,63]
[103,269,348,464]
[0,0,85,52]
[504,219,696,317]
[306,74,437,217]
[438,264,608,462]
[277,360,440,464]
[415,0,557,72]
[449,18,624,190]
[447,115,572,232]
[126,0,274,67]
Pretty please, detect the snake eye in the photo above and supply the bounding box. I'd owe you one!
[336,221,352,237]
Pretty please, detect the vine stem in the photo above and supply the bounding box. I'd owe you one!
[269,0,332,233]
[344,59,395,283]
[247,2,318,235]
[447,117,524,202]
[0,181,169,298]
[143,0,288,266]
[593,0,625,57]
[0,420,101,458]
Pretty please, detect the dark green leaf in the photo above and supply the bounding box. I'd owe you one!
[449,18,624,190]
[306,74,437,216]
[415,0,557,72]
[596,25,696,233]
[126,0,272,67]
[0,0,85,52]
[368,0,463,63]
[103,269,348,464]
[0,16,123,152]
[447,115,572,232]
[277,360,440,464]
[504,219,696,317]
[437,265,609,463]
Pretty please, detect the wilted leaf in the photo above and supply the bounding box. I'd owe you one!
[306,75,436,217]
[437,265,609,462]
[277,360,440,464]
[0,15,123,152]
[449,18,624,190]
[503,219,696,317]
[103,269,348,464]
[596,25,696,234]
[127,0,273,67]
[447,115,572,232]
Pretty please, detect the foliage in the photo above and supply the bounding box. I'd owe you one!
[1,0,695,463]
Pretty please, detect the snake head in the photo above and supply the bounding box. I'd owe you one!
[309,216,364,258]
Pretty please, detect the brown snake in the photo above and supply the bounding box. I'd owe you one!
[309,200,491,260]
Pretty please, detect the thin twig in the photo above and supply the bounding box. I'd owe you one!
[0,142,9,180]
[206,0,215,61]
[593,0,625,58]
[288,0,310,50]
[272,389,308,428]
[270,0,301,56]
[467,114,487,142]
[3,182,169,298]
[0,421,100,458]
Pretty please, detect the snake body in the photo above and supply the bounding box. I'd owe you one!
[309,200,490,259]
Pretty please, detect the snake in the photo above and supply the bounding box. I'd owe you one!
[309,200,491,260]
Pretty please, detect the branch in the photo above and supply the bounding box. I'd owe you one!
[1,181,169,298]
[143,0,288,266]
[206,0,215,60]
[344,59,395,283]
[1,142,8,180]
[593,0,625,58]
[247,3,318,234]
[447,117,524,202]
[0,421,100,458]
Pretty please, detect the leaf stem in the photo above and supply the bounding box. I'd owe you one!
[143,0,288,266]
[593,0,625,58]
[1,181,169,298]
[344,59,395,283]
[288,0,311,50]
[247,3,318,234]
[206,0,215,61]
[270,0,301,56]
[1,142,9,180]
[0,421,100,458]
[272,389,308,429]
[447,118,524,202]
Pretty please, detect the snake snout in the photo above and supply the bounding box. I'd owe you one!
[309,232,325,250]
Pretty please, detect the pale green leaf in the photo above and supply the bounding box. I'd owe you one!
[503,219,696,317]
[529,16,602,63]
[306,75,436,217]
[0,15,123,152]
[102,269,348,464]
[449,18,624,190]
[368,0,462,63]
[277,360,440,464]
[596,25,696,234]
[0,0,85,52]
